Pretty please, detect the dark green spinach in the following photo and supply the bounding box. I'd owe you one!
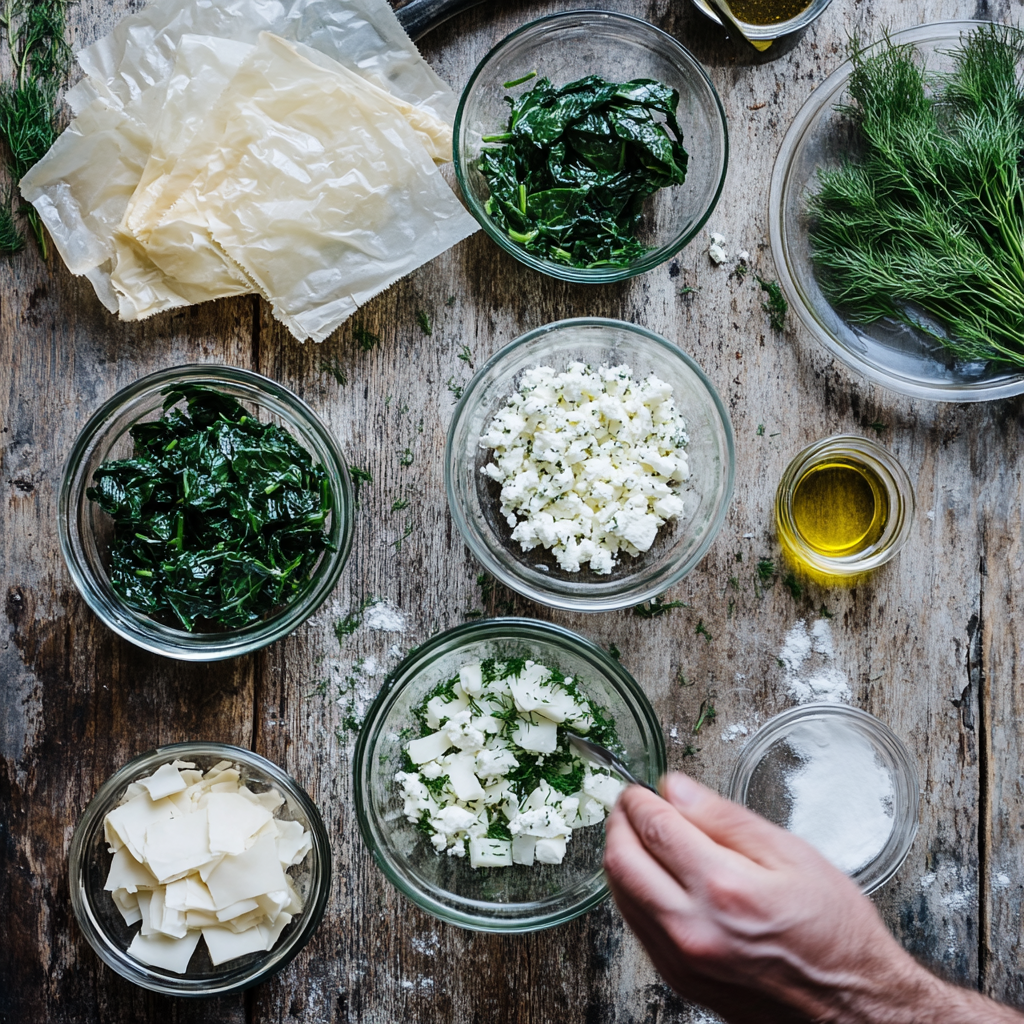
[478,75,688,268]
[87,385,333,631]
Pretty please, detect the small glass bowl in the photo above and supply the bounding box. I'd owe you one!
[353,618,667,932]
[689,0,835,43]
[59,365,354,661]
[68,742,332,997]
[453,10,728,283]
[729,704,919,894]
[775,434,914,579]
[769,20,1024,401]
[446,318,735,612]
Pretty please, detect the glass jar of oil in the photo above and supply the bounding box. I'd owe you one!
[775,435,914,579]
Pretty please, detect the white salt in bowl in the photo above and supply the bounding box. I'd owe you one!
[68,743,331,996]
[728,704,919,893]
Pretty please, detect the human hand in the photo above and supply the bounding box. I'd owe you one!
[603,773,1017,1024]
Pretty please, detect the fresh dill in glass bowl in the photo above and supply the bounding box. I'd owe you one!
[454,10,728,284]
[770,20,1024,401]
[59,366,354,661]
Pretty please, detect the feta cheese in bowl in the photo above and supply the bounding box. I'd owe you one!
[446,319,734,611]
[69,743,330,996]
[479,363,690,575]
[354,619,666,932]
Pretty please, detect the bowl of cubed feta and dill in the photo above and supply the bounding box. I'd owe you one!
[352,619,666,932]
[453,10,729,283]
[445,318,735,612]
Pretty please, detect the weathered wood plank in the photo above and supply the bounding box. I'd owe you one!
[3,0,1024,1020]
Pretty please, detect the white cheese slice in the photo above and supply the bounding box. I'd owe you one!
[201,924,268,966]
[442,753,485,802]
[425,691,469,730]
[511,718,558,754]
[458,662,483,696]
[215,898,261,922]
[183,876,216,911]
[511,835,536,867]
[111,887,143,926]
[583,773,626,811]
[260,910,293,951]
[137,762,188,800]
[406,730,451,765]
[185,909,220,928]
[137,890,154,936]
[468,838,513,869]
[105,794,176,862]
[127,929,202,973]
[104,846,158,894]
[274,819,312,867]
[535,836,568,865]
[143,809,213,883]
[206,791,273,856]
[163,877,191,911]
[204,834,288,910]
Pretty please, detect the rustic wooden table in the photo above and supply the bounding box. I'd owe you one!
[3,0,1023,1020]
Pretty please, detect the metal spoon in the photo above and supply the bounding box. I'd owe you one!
[705,0,773,52]
[566,730,658,794]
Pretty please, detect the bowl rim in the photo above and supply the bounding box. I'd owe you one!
[58,364,354,662]
[727,703,920,894]
[768,19,1024,403]
[68,741,333,996]
[453,9,729,284]
[352,617,668,932]
[444,317,736,612]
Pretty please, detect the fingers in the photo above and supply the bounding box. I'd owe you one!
[660,772,799,869]
[610,785,739,891]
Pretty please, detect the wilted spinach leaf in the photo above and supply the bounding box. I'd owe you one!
[478,74,688,268]
[87,386,333,632]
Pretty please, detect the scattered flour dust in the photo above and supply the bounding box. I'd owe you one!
[363,600,407,633]
[785,719,894,874]
[779,619,851,704]
[722,723,749,742]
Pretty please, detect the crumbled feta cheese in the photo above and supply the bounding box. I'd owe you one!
[479,362,689,575]
[709,231,729,264]
[394,657,631,870]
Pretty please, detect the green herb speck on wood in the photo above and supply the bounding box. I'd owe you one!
[695,619,713,643]
[477,75,688,269]
[633,596,688,618]
[320,361,348,386]
[391,497,410,512]
[693,699,716,734]
[349,465,372,498]
[783,572,803,600]
[416,310,432,335]
[399,447,414,467]
[0,0,73,256]
[756,558,776,582]
[352,324,380,352]
[756,276,788,331]
[85,386,334,632]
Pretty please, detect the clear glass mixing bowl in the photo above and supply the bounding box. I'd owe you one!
[353,619,666,932]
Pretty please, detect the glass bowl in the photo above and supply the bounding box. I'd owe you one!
[689,0,835,42]
[353,618,667,932]
[68,742,332,997]
[59,365,354,661]
[729,704,919,894]
[453,10,728,283]
[769,20,1024,402]
[446,318,735,612]
[775,434,915,580]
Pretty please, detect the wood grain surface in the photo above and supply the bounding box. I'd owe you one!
[2,0,1023,1021]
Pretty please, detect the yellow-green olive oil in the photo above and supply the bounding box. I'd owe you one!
[728,0,811,25]
[790,459,889,559]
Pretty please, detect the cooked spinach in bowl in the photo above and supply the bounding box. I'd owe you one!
[478,74,689,268]
[86,385,333,631]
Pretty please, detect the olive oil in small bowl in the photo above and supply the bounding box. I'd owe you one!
[775,435,914,581]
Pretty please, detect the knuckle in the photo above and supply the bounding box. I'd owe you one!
[635,805,679,853]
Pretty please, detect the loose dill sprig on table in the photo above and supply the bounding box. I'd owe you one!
[808,24,1024,367]
[0,0,73,256]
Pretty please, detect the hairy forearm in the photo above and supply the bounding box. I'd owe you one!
[838,959,1024,1024]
